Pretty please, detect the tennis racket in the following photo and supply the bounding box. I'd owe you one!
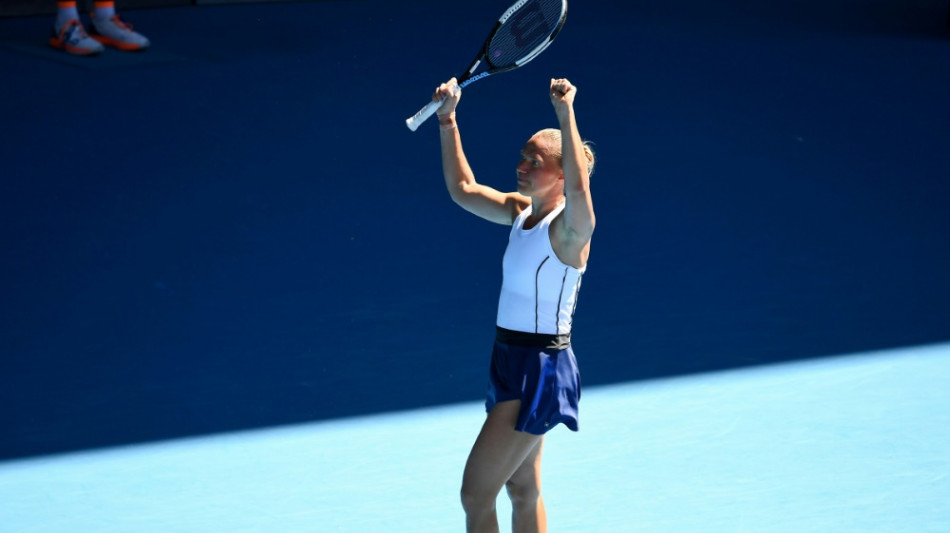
[405,0,568,132]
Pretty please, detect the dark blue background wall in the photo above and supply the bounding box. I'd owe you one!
[1,0,948,460]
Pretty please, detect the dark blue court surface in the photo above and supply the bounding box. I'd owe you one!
[1,0,949,472]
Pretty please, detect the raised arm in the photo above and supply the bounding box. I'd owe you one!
[434,78,528,225]
[550,78,596,265]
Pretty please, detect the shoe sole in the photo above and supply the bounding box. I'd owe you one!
[49,37,103,55]
[91,34,149,52]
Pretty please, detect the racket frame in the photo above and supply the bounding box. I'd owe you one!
[405,0,568,131]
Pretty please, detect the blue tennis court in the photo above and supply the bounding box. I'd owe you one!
[1,0,949,531]
[2,343,948,531]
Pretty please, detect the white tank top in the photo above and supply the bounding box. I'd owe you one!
[496,203,586,335]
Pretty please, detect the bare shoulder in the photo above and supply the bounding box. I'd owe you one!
[505,192,532,223]
[455,186,530,225]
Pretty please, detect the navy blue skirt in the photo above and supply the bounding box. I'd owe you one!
[485,327,581,434]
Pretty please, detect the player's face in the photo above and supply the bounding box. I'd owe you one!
[516,137,562,196]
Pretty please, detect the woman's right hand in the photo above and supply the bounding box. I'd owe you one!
[433,77,461,116]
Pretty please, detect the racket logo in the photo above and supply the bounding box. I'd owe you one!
[460,72,490,89]
[509,2,547,47]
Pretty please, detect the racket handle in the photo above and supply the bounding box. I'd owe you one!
[405,99,443,132]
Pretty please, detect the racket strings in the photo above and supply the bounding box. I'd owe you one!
[487,0,565,68]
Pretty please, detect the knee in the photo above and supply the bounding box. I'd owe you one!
[505,477,541,509]
[460,481,495,515]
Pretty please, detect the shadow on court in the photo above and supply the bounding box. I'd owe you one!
[1,0,948,460]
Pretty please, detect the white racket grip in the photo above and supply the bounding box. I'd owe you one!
[405,99,442,132]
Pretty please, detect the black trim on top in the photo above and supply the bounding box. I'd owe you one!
[568,273,583,330]
[555,266,568,333]
[534,256,550,333]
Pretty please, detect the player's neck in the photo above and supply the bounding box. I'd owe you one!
[527,197,564,225]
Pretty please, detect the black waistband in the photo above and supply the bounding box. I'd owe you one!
[495,326,571,349]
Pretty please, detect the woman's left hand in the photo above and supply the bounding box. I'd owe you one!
[550,78,577,111]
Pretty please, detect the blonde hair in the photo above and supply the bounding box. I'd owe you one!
[534,128,596,177]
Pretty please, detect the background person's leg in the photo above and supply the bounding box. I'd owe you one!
[49,0,103,54]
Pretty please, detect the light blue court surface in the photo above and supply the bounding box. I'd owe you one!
[3,343,948,533]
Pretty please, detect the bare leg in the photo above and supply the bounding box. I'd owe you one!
[506,439,546,533]
[461,400,543,533]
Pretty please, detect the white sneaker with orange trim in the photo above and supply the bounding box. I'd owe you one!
[49,19,105,55]
[90,15,150,51]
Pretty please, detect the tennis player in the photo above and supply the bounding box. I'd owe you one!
[432,77,595,533]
